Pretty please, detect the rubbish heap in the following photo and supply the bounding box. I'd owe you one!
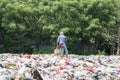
[0,53,120,80]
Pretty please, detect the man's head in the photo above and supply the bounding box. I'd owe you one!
[60,31,64,35]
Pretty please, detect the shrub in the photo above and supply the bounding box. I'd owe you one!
[33,46,55,54]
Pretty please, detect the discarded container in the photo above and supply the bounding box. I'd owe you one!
[0,54,120,80]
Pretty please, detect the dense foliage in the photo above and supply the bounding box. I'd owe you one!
[0,0,120,55]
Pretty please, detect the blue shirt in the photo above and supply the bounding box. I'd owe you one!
[57,34,67,44]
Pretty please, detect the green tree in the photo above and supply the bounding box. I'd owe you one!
[0,0,119,54]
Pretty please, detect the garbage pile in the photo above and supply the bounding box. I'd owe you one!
[0,53,120,80]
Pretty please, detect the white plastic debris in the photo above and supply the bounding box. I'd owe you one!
[0,53,120,80]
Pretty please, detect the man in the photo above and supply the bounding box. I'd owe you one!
[57,31,68,58]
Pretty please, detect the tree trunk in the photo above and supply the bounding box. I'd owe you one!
[117,27,120,55]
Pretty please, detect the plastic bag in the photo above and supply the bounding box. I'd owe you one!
[57,43,63,48]
[54,48,60,55]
